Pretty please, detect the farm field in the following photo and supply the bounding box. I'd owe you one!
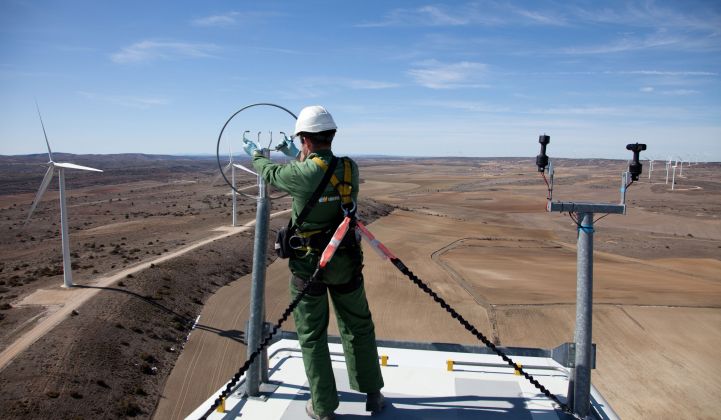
[0,155,719,419]
[157,157,721,419]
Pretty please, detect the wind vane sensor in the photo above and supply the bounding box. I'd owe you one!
[536,134,550,173]
[626,142,647,181]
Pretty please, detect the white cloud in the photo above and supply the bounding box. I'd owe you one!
[192,12,239,27]
[191,11,281,27]
[110,41,220,64]
[407,60,488,89]
[341,79,400,90]
[561,2,721,54]
[506,5,568,26]
[78,91,169,109]
[562,32,688,54]
[416,5,470,25]
[356,4,504,27]
[639,86,700,96]
[278,77,399,100]
[614,70,718,77]
[570,1,721,33]
[357,2,569,28]
[526,104,718,121]
[659,89,699,96]
[419,100,510,113]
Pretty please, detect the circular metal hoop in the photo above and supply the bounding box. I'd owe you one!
[215,103,297,199]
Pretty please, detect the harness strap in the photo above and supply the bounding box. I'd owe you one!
[311,156,354,206]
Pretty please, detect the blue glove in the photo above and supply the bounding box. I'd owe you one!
[276,135,300,159]
[242,138,259,156]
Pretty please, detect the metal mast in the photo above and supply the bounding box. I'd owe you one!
[536,136,645,417]
[214,103,298,399]
[245,148,271,397]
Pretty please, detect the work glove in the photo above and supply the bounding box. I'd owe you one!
[275,135,300,159]
[242,138,259,157]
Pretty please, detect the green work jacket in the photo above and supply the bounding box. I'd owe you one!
[252,149,362,283]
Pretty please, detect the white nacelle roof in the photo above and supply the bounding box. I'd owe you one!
[188,339,616,420]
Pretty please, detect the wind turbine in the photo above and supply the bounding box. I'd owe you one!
[26,103,102,288]
[665,157,671,184]
[647,156,655,181]
[218,132,243,226]
[671,159,678,190]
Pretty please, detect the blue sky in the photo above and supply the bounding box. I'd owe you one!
[1,0,720,160]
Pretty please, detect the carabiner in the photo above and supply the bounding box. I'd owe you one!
[342,200,357,217]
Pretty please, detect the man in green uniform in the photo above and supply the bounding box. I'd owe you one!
[243,106,384,420]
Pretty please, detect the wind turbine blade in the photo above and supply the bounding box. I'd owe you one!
[54,162,103,172]
[233,163,257,176]
[211,163,232,185]
[35,100,53,161]
[26,166,55,223]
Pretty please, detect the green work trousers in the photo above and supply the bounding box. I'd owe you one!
[291,273,384,416]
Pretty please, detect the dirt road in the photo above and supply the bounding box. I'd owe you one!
[0,209,290,372]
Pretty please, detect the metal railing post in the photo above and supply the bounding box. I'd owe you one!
[245,152,270,397]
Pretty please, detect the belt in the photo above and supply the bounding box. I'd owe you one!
[289,226,359,253]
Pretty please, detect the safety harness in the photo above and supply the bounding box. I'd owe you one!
[289,156,357,255]
[311,156,356,215]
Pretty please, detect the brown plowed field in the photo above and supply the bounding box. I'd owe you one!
[160,158,721,419]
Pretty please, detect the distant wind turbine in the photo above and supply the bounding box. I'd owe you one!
[671,159,678,190]
[25,103,103,288]
[217,134,240,226]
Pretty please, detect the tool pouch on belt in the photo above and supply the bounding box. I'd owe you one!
[274,157,338,259]
[274,226,292,259]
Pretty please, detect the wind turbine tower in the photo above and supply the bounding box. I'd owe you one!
[648,157,654,180]
[665,157,671,184]
[231,140,237,226]
[26,104,103,288]
[221,138,241,227]
[671,159,678,191]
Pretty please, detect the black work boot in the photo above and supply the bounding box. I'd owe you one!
[366,391,385,414]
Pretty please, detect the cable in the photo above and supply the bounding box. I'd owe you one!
[593,213,610,224]
[201,269,320,418]
[203,223,584,419]
[388,257,578,417]
[568,212,582,229]
[540,171,551,201]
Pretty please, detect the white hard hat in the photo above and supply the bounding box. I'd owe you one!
[293,105,337,136]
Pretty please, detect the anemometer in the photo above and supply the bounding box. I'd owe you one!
[626,142,646,181]
[215,103,300,399]
[536,134,550,173]
[536,135,647,212]
[215,103,297,200]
